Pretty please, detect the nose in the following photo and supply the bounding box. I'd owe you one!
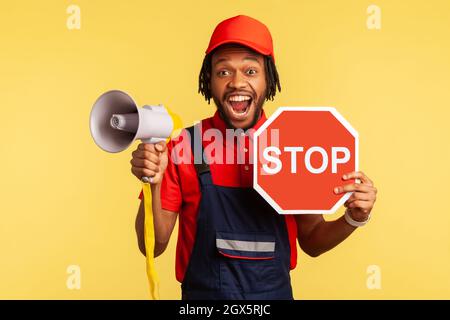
[228,71,247,89]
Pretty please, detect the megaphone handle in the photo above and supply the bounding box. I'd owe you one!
[140,138,165,184]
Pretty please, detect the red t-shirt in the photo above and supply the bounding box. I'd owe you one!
[139,110,298,282]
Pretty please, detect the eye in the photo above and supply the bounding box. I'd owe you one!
[218,70,231,77]
[246,69,257,75]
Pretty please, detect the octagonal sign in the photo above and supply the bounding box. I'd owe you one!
[253,107,359,214]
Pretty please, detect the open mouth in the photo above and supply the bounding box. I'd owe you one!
[226,95,253,119]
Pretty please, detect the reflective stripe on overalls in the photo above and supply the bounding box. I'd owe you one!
[181,125,293,300]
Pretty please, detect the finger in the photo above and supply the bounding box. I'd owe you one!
[132,150,161,163]
[131,167,146,180]
[345,192,374,203]
[344,196,376,208]
[131,158,160,172]
[155,141,167,152]
[346,200,373,210]
[137,143,157,153]
[140,168,158,178]
[137,143,156,152]
[334,183,375,194]
[131,167,140,179]
[342,171,373,186]
[131,165,158,178]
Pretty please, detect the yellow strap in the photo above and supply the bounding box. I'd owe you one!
[142,182,160,300]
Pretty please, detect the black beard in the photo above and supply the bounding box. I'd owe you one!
[212,95,265,130]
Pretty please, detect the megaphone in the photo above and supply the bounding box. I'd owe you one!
[90,90,172,299]
[89,90,174,153]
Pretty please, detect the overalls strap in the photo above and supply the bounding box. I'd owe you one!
[186,125,210,176]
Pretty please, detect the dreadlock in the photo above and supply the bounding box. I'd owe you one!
[198,51,281,104]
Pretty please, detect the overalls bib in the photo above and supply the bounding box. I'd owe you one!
[181,125,294,300]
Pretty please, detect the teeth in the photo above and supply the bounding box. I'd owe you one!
[228,95,251,102]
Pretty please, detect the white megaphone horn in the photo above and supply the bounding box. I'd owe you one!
[89,90,174,182]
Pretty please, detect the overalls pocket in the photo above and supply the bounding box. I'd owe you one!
[216,231,279,293]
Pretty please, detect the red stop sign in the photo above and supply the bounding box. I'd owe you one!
[253,107,358,214]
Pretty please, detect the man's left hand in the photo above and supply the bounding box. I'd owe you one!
[334,171,377,222]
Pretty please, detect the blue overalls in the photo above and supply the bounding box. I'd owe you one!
[181,125,294,300]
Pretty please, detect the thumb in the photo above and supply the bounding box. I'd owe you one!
[155,141,167,152]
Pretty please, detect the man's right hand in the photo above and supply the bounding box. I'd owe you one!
[130,141,168,184]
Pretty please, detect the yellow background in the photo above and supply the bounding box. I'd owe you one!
[1,0,449,299]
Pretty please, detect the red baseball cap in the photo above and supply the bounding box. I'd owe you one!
[205,15,275,63]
